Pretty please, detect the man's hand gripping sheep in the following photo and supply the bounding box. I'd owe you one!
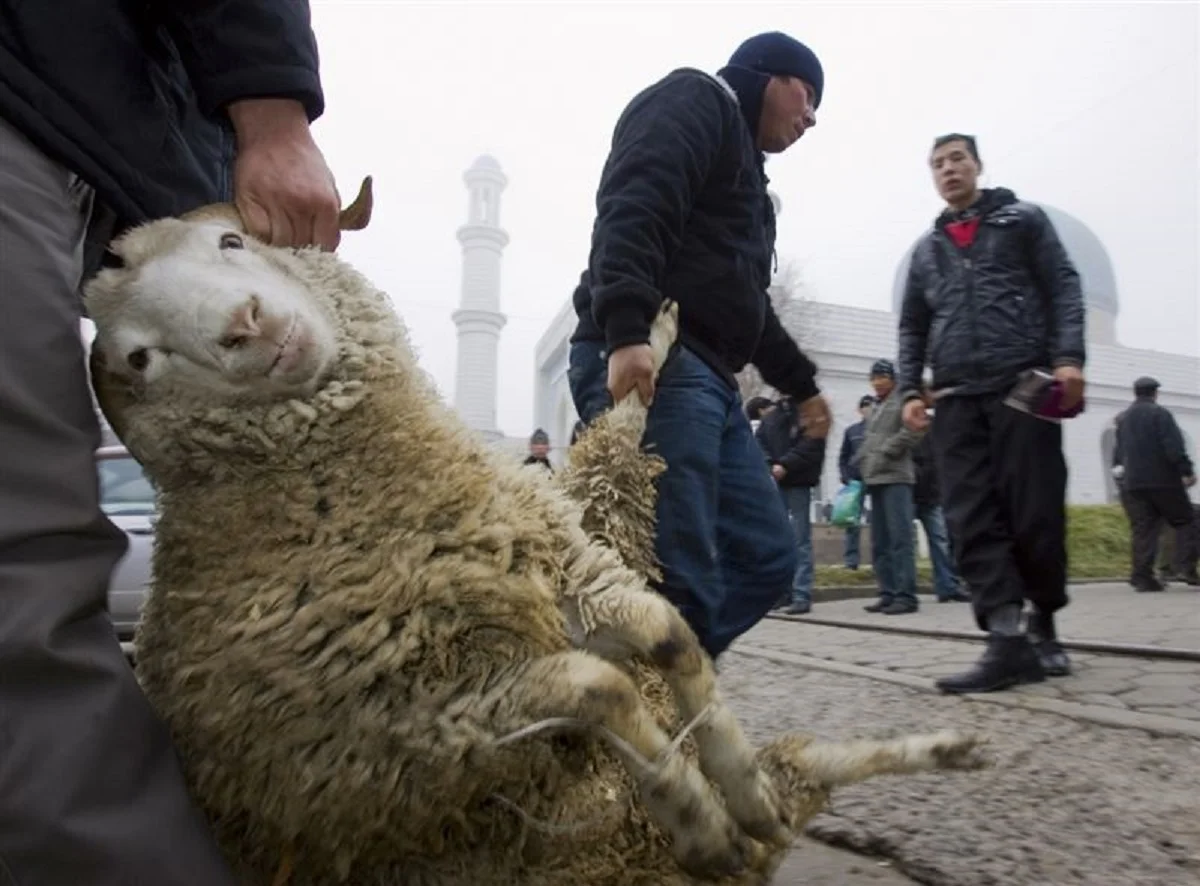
[85,177,990,885]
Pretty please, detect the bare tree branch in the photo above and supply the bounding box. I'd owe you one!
[735,259,815,403]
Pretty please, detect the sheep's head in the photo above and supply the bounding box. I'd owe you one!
[85,177,375,445]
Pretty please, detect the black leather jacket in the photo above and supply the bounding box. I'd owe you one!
[897,188,1086,399]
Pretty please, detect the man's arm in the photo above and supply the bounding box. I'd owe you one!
[751,304,820,403]
[1157,409,1195,480]
[153,1,323,122]
[589,75,730,352]
[1028,206,1086,369]
[896,254,931,401]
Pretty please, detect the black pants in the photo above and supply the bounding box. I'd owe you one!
[1124,488,1198,584]
[932,393,1069,632]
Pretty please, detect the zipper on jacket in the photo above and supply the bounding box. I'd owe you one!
[940,228,985,382]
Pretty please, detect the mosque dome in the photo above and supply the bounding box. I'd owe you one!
[891,204,1119,321]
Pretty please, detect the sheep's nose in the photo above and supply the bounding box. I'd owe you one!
[218,296,262,349]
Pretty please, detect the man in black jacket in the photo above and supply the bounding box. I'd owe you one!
[837,394,873,568]
[756,397,827,615]
[897,133,1086,694]
[1113,376,1199,590]
[0,4,339,883]
[566,32,832,659]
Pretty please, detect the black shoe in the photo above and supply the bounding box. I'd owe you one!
[935,635,1045,694]
[770,597,790,611]
[1024,611,1071,677]
[881,600,918,615]
[784,601,812,615]
[863,599,891,613]
[938,591,970,603]
[1181,573,1200,587]
[1133,579,1166,592]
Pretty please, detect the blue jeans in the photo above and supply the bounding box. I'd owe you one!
[843,522,860,568]
[868,483,918,606]
[916,502,961,599]
[568,340,796,658]
[781,485,814,605]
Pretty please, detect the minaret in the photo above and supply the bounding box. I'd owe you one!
[452,155,509,441]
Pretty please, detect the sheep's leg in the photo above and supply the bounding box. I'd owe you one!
[491,649,747,879]
[787,730,990,789]
[564,586,789,848]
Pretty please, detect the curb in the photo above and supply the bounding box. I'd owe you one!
[731,644,1200,741]
[767,612,1200,663]
[811,577,1125,602]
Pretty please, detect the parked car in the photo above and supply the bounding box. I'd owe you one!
[96,445,155,640]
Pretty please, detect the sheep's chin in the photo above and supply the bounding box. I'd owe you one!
[154,341,336,406]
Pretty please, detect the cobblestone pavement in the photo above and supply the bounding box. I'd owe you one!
[805,581,1199,650]
[774,838,915,885]
[749,585,1200,729]
[720,652,1200,886]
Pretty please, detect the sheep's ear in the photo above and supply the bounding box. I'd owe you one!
[89,345,137,443]
[338,175,373,231]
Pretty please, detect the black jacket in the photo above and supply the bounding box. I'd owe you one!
[1114,398,1195,490]
[0,1,323,230]
[897,188,1086,399]
[838,419,867,484]
[754,399,825,488]
[570,68,819,403]
[911,432,939,507]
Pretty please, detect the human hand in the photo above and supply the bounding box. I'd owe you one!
[902,398,929,432]
[798,394,832,440]
[1185,475,1197,488]
[1054,364,1086,410]
[607,344,656,406]
[771,464,786,481]
[227,98,342,250]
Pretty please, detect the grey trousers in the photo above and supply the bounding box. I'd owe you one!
[0,117,236,884]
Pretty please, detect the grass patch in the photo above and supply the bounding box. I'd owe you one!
[813,504,1129,587]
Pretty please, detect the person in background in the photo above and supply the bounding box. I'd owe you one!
[856,359,922,615]
[756,396,827,615]
[565,31,833,661]
[837,394,874,569]
[745,395,777,436]
[912,390,969,603]
[1113,376,1199,590]
[898,133,1085,693]
[0,2,339,882]
[523,428,554,472]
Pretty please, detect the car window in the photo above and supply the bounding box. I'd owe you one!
[98,456,156,516]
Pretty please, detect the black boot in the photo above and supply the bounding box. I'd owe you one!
[935,635,1045,694]
[1026,610,1070,677]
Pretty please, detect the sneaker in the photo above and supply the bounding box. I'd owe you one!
[881,600,918,615]
[935,635,1045,694]
[863,599,891,613]
[784,601,812,616]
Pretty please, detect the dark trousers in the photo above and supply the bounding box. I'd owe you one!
[932,393,1069,632]
[0,116,237,884]
[1124,487,1198,584]
[568,340,796,658]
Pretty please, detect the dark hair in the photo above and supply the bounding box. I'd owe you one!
[745,396,774,421]
[931,133,980,164]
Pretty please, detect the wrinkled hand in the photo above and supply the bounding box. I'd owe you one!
[902,398,930,432]
[228,98,342,251]
[798,394,832,440]
[607,343,656,407]
[771,464,786,481]
[1054,364,1086,410]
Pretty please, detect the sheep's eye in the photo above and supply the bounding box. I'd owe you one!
[127,348,150,372]
[219,232,244,250]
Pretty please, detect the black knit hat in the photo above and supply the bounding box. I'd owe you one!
[530,428,549,445]
[858,395,876,408]
[869,359,895,379]
[727,31,824,109]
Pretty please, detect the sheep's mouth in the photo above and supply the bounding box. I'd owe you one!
[267,319,301,377]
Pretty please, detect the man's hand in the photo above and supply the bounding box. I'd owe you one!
[771,464,786,481]
[1185,475,1197,489]
[607,343,656,406]
[1054,364,1086,410]
[227,98,342,251]
[798,394,832,440]
[902,398,930,432]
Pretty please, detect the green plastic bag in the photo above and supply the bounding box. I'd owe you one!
[830,480,864,527]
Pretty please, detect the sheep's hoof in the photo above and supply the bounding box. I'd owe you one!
[930,732,991,771]
[271,844,295,886]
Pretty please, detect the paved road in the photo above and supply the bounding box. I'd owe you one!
[757,583,1199,728]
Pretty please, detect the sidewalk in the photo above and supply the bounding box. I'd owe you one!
[744,582,1200,729]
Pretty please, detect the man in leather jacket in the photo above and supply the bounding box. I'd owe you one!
[0,3,340,882]
[897,133,1086,694]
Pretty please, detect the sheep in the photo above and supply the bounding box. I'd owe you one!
[85,176,990,886]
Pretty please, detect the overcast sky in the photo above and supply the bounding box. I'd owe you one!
[308,1,1198,439]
